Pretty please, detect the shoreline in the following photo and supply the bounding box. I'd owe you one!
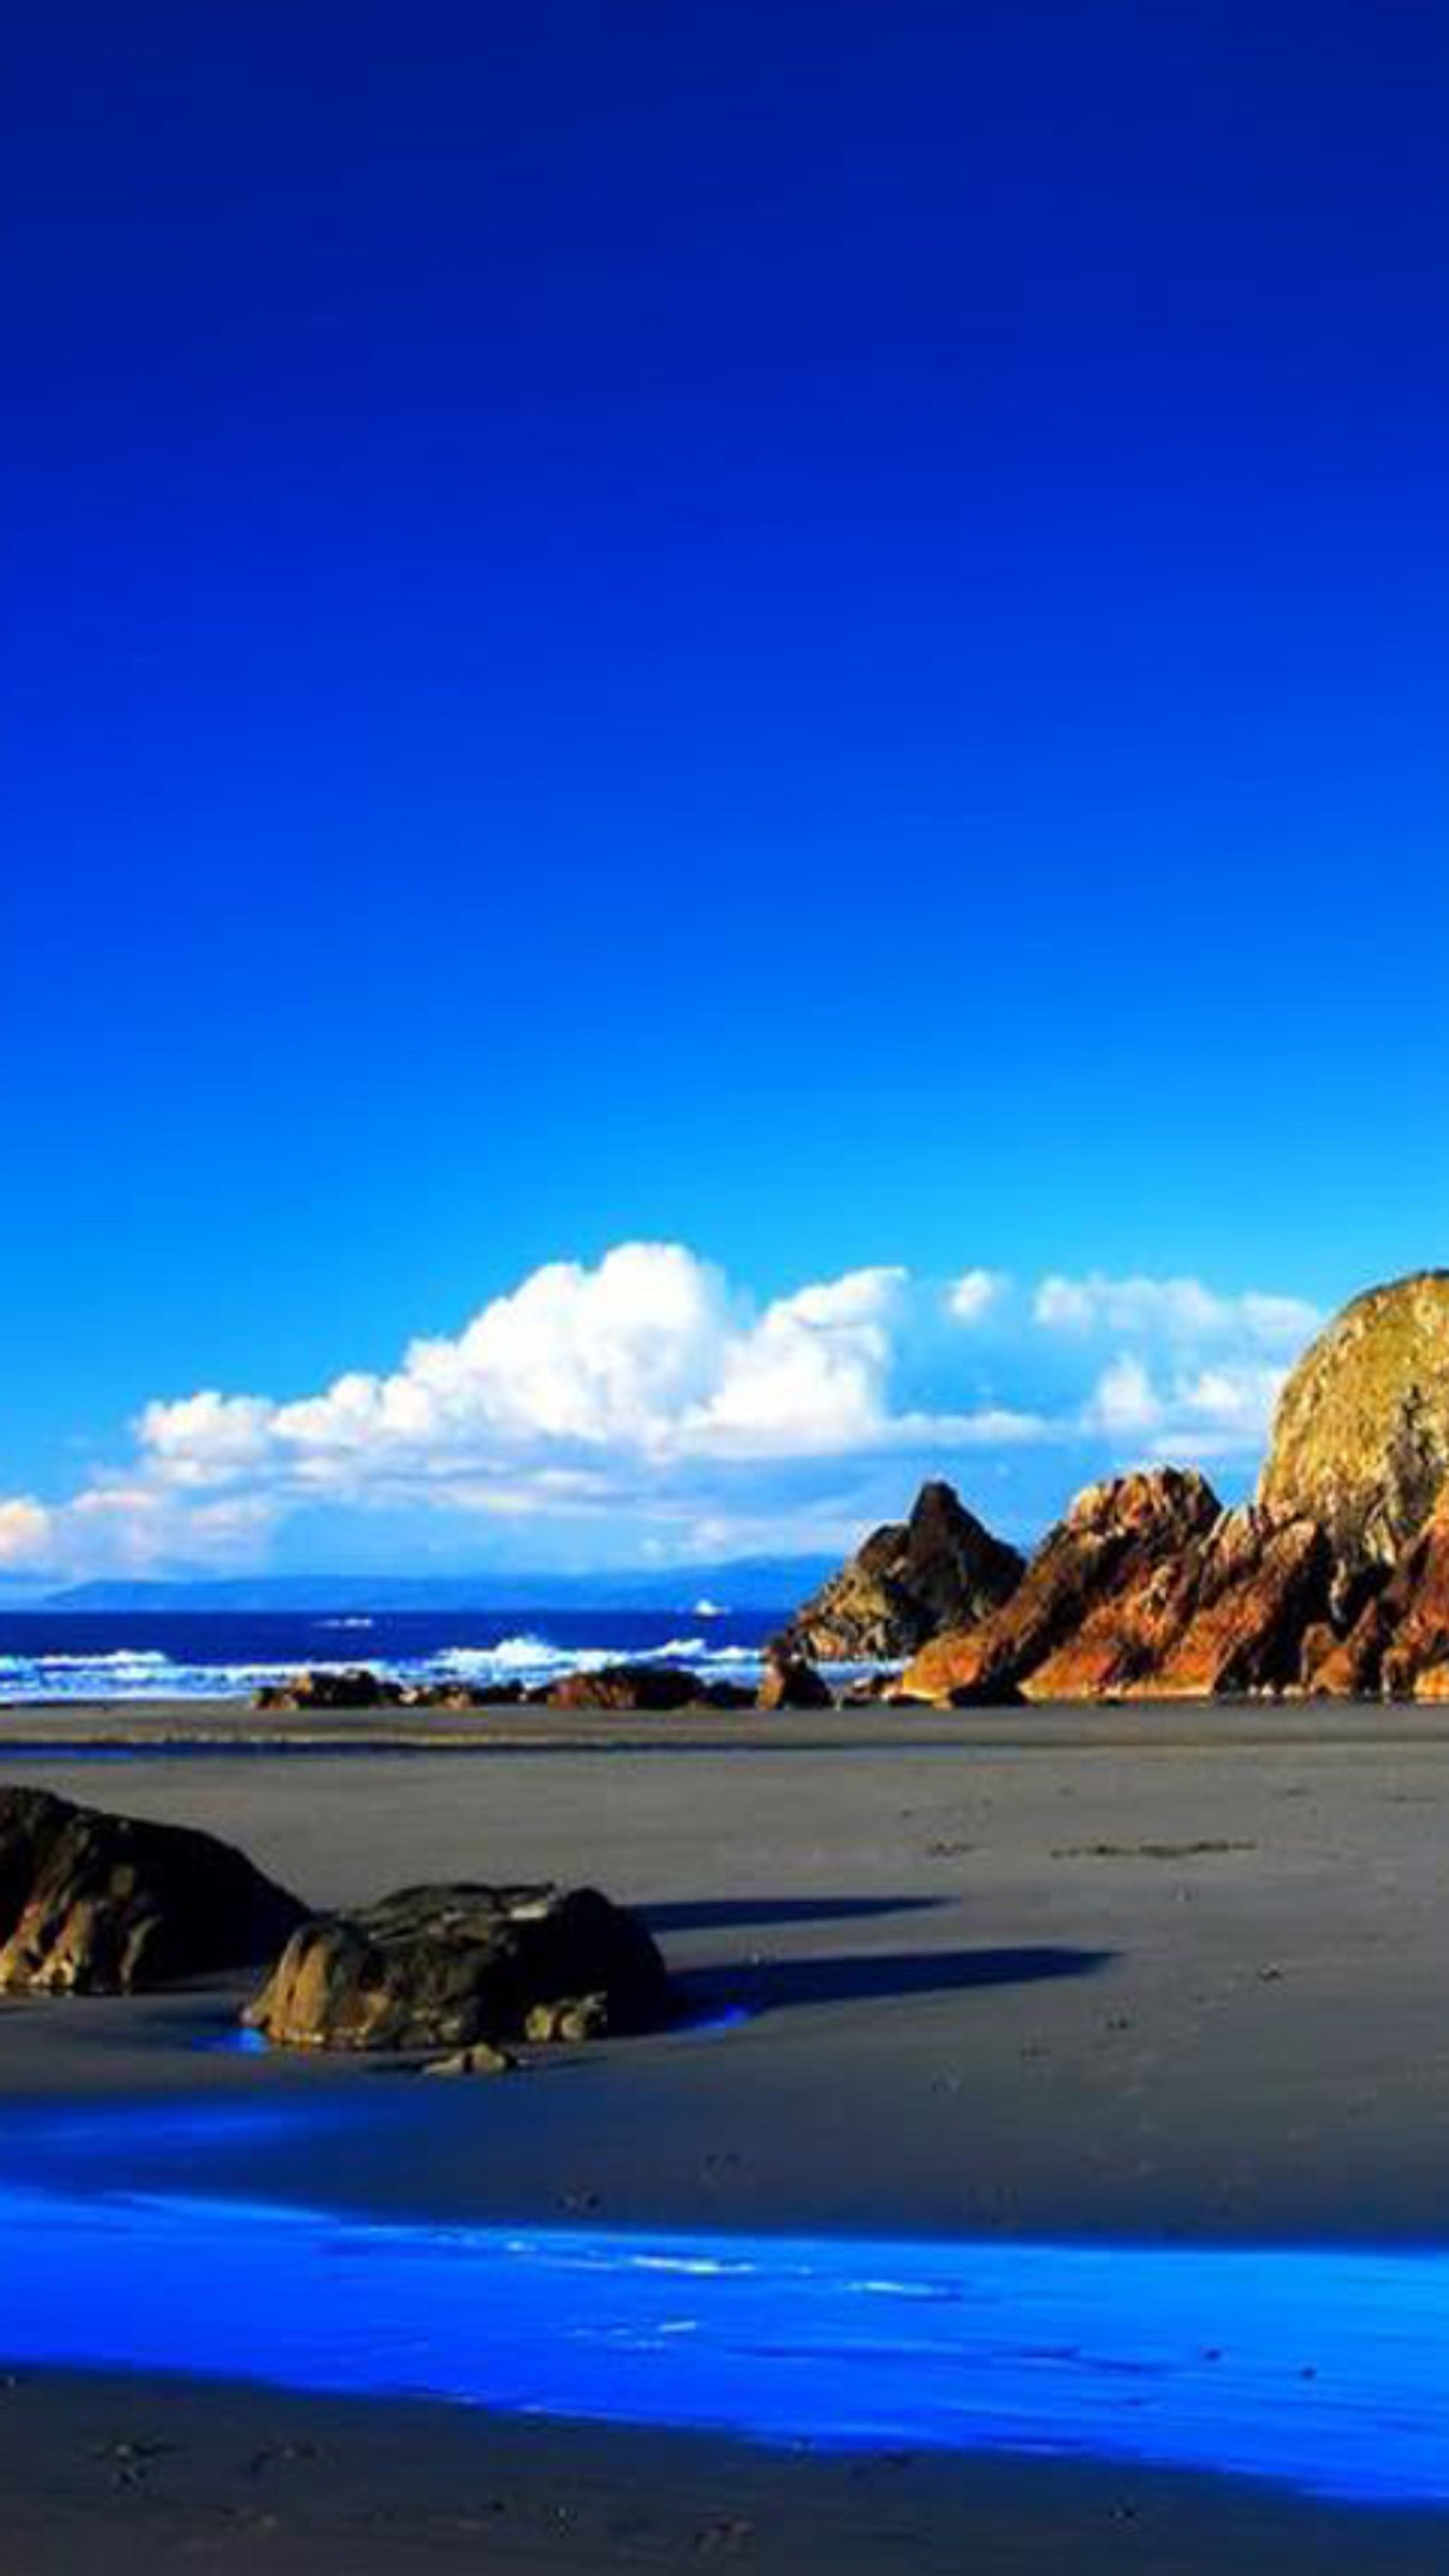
[9,1693,1449,1754]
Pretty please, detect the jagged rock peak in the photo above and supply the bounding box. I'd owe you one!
[900,1466,1223,1703]
[1260,1271,1449,1570]
[1061,1466,1223,1543]
[771,1479,1023,1663]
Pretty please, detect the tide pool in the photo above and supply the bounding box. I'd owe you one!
[0,2181,1445,2505]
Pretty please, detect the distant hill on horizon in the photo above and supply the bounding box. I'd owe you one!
[34,1558,840,1617]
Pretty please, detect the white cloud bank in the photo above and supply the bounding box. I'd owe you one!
[0,1244,1323,1580]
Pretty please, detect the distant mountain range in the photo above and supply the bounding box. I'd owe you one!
[35,1558,838,1616]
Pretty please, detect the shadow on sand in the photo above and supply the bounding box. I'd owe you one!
[645,1894,945,1933]
[676,1943,1113,2016]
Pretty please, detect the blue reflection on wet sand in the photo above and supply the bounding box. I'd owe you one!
[1,2181,1448,2505]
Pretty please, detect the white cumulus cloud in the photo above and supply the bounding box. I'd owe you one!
[1035,1273,1318,1349]
[0,1245,1325,1579]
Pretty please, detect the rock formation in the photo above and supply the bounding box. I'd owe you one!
[256,1670,526,1712]
[1260,1272,1449,1572]
[532,1664,705,1712]
[255,1668,402,1711]
[1300,1495,1449,1699]
[1030,1505,1334,1701]
[0,1787,306,1994]
[903,1470,1223,1702]
[245,1880,671,2051]
[771,1480,1024,1664]
[756,1653,835,1710]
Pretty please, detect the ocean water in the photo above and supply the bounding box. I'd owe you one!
[0,1609,790,1705]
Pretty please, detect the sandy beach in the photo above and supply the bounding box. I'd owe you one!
[1,1705,1449,2567]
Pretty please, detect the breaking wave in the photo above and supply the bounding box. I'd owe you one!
[0,1613,840,1706]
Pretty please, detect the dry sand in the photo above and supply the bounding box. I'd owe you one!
[5,1703,1449,2569]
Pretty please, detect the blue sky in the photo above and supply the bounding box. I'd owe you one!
[3,2,1448,1580]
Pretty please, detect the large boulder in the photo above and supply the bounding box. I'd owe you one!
[0,1787,306,1994]
[245,1881,671,2051]
[903,1469,1223,1703]
[771,1480,1023,1663]
[1260,1273,1449,1573]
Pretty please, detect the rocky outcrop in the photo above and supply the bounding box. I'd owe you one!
[1305,1499,1449,1700]
[256,1671,524,1712]
[245,1881,671,2051]
[256,1668,401,1711]
[532,1664,704,1713]
[1260,1273,1449,1573]
[1137,1511,1335,1698]
[756,1654,835,1710]
[1035,1507,1332,1701]
[772,1481,1023,1664]
[903,1470,1223,1703]
[0,1788,306,1994]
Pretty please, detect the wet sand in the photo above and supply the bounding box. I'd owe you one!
[5,1703,1449,2567]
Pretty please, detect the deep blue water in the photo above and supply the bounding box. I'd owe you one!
[0,1609,784,1704]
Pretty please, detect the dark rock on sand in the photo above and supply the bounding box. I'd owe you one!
[260,1672,537,1714]
[255,1668,402,1711]
[772,1479,1023,1664]
[245,1881,671,2051]
[0,1786,306,1994]
[532,1664,703,1712]
[756,1654,835,1710]
[1260,1271,1449,1572]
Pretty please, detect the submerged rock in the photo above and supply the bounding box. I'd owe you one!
[1261,1272,1449,1572]
[771,1480,1023,1664]
[245,1881,671,2051]
[0,1787,306,1994]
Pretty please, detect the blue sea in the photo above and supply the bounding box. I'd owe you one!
[0,1609,787,1705]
